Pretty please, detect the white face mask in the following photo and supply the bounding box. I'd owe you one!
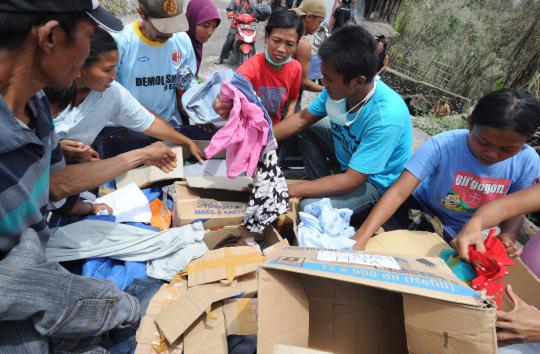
[326,81,377,127]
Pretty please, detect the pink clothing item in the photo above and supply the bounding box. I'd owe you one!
[205,81,269,178]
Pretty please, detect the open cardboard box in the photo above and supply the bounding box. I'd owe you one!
[256,231,540,354]
[257,245,495,354]
[173,177,299,230]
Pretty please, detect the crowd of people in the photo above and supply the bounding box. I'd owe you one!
[1,0,540,353]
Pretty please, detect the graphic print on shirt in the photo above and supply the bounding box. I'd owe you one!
[441,171,510,212]
[135,52,182,91]
[331,123,359,157]
[256,86,286,118]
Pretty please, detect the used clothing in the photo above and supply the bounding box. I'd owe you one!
[237,53,302,125]
[54,81,155,146]
[46,220,208,281]
[82,258,147,291]
[0,229,139,353]
[0,91,65,253]
[307,81,412,193]
[230,72,278,153]
[186,0,221,74]
[298,198,356,249]
[406,130,540,237]
[113,21,197,124]
[469,235,513,309]
[182,70,235,124]
[205,81,269,178]
[244,150,289,233]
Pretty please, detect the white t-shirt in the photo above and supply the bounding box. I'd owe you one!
[54,81,155,145]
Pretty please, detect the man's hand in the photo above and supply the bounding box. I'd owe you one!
[60,139,100,162]
[352,237,368,251]
[452,218,486,262]
[498,234,523,258]
[497,285,540,344]
[187,141,205,163]
[213,97,233,120]
[90,203,113,215]
[141,142,177,172]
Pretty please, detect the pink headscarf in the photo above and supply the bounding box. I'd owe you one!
[186,0,221,75]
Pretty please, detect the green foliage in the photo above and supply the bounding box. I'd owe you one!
[391,0,540,100]
[412,115,468,136]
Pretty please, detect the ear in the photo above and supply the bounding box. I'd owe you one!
[351,75,367,87]
[36,20,61,55]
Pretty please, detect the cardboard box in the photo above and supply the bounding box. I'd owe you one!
[223,298,258,336]
[135,278,187,354]
[173,177,250,228]
[257,246,496,354]
[157,274,257,344]
[183,303,228,354]
[116,145,184,189]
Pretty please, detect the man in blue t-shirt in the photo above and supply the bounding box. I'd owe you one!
[273,25,412,216]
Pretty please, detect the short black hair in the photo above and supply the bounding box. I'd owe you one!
[0,11,89,51]
[319,24,378,83]
[84,27,118,68]
[265,9,303,40]
[471,88,540,137]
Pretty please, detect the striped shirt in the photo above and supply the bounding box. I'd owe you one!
[0,91,65,253]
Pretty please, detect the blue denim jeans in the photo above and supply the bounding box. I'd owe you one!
[297,118,382,216]
[0,229,140,353]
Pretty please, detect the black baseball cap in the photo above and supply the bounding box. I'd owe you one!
[0,0,123,32]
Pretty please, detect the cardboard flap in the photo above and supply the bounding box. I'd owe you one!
[135,280,187,353]
[186,176,252,191]
[503,257,540,311]
[184,246,265,287]
[116,146,184,189]
[156,276,257,344]
[183,303,228,354]
[258,268,310,354]
[222,298,258,336]
[403,294,496,354]
[262,247,481,307]
[365,230,451,257]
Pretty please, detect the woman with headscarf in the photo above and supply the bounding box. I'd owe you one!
[186,0,221,76]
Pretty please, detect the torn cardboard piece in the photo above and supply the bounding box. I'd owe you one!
[183,246,266,287]
[183,303,228,354]
[223,298,257,336]
[135,278,187,354]
[116,146,184,189]
[185,176,252,191]
[257,247,493,354]
[156,275,257,344]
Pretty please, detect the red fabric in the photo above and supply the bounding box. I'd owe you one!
[237,53,302,126]
[468,236,514,309]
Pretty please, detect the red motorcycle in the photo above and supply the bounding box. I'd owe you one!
[232,13,257,65]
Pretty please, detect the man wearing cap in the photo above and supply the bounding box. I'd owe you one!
[292,0,327,108]
[113,0,198,127]
[0,1,176,351]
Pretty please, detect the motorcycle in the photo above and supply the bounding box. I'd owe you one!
[232,13,257,65]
